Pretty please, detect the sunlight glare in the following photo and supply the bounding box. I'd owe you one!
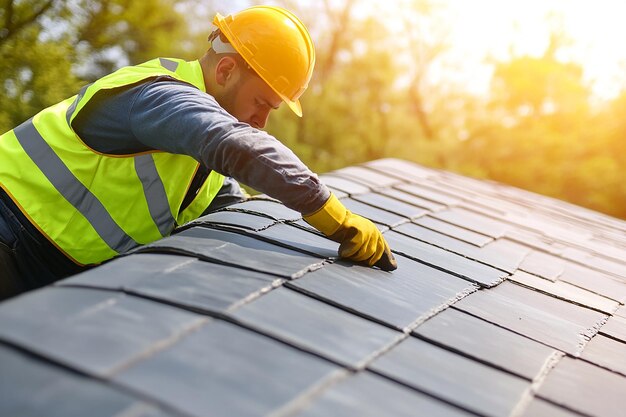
[444,0,626,99]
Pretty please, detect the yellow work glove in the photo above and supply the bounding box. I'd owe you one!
[304,193,397,271]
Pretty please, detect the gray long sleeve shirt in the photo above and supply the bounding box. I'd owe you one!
[72,76,330,214]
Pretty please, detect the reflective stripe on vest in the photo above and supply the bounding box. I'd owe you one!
[14,119,180,248]
[65,83,90,126]
[13,119,140,253]
[0,58,225,264]
[134,153,175,237]
[159,58,179,72]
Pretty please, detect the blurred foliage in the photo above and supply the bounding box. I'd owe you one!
[0,0,81,128]
[0,0,624,219]
[0,0,191,130]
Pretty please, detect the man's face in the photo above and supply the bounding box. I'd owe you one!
[218,66,283,129]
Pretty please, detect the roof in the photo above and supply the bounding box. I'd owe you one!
[1,158,625,417]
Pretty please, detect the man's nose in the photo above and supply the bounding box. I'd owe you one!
[251,108,271,129]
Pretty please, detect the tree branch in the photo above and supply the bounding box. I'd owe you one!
[0,0,56,45]
[319,0,355,79]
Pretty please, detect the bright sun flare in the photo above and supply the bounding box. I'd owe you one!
[445,0,626,99]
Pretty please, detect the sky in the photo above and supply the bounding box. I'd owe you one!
[438,0,626,99]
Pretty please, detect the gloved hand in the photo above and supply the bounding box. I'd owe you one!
[304,193,397,271]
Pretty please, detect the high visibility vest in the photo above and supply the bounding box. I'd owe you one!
[0,58,225,265]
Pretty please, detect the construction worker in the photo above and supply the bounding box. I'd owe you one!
[0,5,397,299]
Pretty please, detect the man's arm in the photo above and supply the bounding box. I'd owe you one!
[74,77,396,270]
[127,78,330,213]
[73,78,328,213]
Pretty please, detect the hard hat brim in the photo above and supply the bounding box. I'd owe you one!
[212,9,309,118]
[287,99,303,118]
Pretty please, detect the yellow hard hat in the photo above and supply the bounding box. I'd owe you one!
[213,6,316,117]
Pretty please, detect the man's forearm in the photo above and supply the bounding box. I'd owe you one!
[200,124,330,214]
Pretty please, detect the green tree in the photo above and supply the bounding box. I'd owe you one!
[267,16,407,172]
[0,1,81,131]
[74,0,190,80]
[265,0,446,174]
[563,91,626,219]
[457,32,626,217]
[0,0,192,132]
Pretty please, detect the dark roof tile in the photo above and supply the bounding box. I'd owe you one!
[0,345,175,417]
[189,210,276,231]
[421,178,485,202]
[394,183,461,206]
[2,158,625,417]
[413,215,494,247]
[288,255,477,331]
[376,188,447,212]
[340,198,408,227]
[350,192,429,219]
[430,207,511,238]
[493,280,607,327]
[363,158,437,182]
[509,270,620,315]
[413,307,557,380]
[319,174,370,195]
[518,250,565,281]
[519,398,582,417]
[231,287,402,368]
[139,228,325,279]
[60,253,280,314]
[369,336,529,417]
[223,199,302,221]
[505,228,559,255]
[561,246,626,279]
[384,230,507,287]
[251,222,340,259]
[454,282,607,355]
[599,312,626,342]
[330,166,402,188]
[580,334,626,376]
[435,172,504,196]
[289,218,324,234]
[0,287,205,376]
[537,356,626,416]
[586,236,626,262]
[560,263,626,303]
[393,223,529,273]
[292,372,474,417]
[113,320,341,417]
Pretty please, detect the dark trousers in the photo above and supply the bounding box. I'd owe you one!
[0,200,28,299]
[0,239,22,300]
[0,195,83,300]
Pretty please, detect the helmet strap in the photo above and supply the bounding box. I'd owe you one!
[209,31,238,55]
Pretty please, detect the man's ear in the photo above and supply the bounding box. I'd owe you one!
[215,56,237,86]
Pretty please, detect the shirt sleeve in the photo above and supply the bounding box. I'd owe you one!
[125,78,330,214]
[203,177,246,214]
